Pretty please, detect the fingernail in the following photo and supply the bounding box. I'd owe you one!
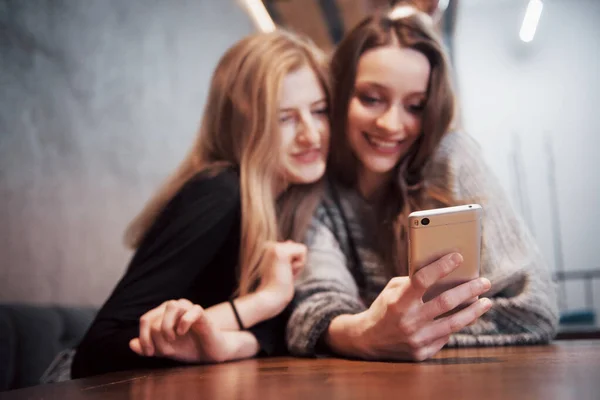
[450,253,463,266]
[480,278,491,290]
[480,298,492,308]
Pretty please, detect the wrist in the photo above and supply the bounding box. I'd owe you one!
[254,289,289,318]
[325,312,372,359]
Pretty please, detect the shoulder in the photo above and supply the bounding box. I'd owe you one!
[303,180,340,242]
[426,131,493,198]
[312,179,352,230]
[305,178,359,248]
[162,167,241,222]
[180,167,240,201]
[430,131,483,169]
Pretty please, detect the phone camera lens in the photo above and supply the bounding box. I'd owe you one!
[421,218,430,226]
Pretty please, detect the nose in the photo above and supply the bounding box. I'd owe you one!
[296,112,321,146]
[375,104,405,136]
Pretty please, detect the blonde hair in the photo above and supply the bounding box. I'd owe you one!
[124,30,329,295]
[328,6,457,277]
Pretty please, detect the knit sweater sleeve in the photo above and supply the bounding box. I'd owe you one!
[434,132,560,346]
[285,204,366,356]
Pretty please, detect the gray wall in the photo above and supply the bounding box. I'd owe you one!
[0,0,255,306]
[455,0,600,313]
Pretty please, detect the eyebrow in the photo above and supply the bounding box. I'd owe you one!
[355,81,427,97]
[278,98,327,113]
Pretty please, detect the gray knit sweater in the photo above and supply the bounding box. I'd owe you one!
[286,131,559,356]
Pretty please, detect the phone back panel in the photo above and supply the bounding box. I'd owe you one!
[408,205,482,302]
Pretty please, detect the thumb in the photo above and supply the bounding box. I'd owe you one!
[129,338,143,355]
[191,310,218,339]
[292,265,304,278]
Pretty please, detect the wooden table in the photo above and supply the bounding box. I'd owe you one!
[2,340,599,400]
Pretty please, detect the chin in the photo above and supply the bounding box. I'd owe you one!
[287,165,325,185]
[363,160,398,175]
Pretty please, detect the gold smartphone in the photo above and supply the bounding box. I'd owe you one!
[408,204,482,304]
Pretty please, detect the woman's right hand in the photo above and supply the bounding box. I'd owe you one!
[129,299,259,363]
[129,299,232,363]
[325,253,493,362]
[256,240,307,307]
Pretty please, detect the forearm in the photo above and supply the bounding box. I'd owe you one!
[286,211,367,356]
[286,286,366,356]
[220,331,262,361]
[446,132,559,345]
[447,266,559,346]
[448,294,558,347]
[206,290,284,331]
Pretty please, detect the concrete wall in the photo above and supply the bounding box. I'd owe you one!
[0,0,255,305]
[455,0,600,313]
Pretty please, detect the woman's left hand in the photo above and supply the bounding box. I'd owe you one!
[256,240,307,306]
[129,299,237,363]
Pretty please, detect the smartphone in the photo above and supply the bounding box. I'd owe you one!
[408,204,482,305]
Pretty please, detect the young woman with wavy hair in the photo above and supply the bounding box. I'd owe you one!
[287,4,558,362]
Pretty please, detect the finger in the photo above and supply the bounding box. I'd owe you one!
[413,335,450,362]
[191,306,231,361]
[385,276,410,290]
[129,338,143,356]
[161,300,192,341]
[293,251,306,267]
[410,253,463,295]
[295,244,307,263]
[291,260,304,277]
[139,305,166,356]
[412,298,492,346]
[150,318,173,357]
[177,304,205,336]
[416,278,491,323]
[189,308,231,361]
[190,308,220,340]
[283,242,307,258]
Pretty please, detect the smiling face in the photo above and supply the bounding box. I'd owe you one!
[278,65,330,187]
[346,45,431,197]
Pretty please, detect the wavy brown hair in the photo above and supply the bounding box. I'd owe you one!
[328,6,457,277]
[124,30,329,295]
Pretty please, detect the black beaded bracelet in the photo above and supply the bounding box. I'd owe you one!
[229,299,245,330]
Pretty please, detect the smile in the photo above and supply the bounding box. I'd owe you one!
[363,133,404,153]
[292,148,322,164]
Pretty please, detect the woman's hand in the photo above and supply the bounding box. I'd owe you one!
[256,240,307,307]
[129,299,259,363]
[326,253,492,362]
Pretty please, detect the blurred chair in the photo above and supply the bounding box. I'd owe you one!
[0,303,97,391]
[555,269,600,340]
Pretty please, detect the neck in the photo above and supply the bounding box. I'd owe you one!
[357,168,393,202]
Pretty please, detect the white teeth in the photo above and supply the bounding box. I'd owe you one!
[366,134,399,149]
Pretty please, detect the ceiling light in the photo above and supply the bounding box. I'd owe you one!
[239,0,276,33]
[519,0,543,43]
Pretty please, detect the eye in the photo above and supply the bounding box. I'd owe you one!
[407,102,425,114]
[279,114,295,123]
[356,92,384,107]
[357,93,383,106]
[311,106,329,116]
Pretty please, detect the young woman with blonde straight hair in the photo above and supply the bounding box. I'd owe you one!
[71,29,330,378]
